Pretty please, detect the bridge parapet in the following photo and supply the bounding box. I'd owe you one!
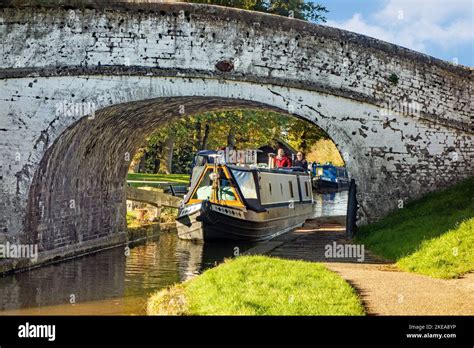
[0,1,472,131]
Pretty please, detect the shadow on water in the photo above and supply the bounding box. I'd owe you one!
[0,191,347,315]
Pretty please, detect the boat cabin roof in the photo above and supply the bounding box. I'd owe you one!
[226,164,307,175]
[185,163,312,212]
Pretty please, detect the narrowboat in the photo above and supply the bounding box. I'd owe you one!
[176,158,315,242]
[311,163,349,192]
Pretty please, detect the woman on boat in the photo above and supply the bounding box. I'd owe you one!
[274,148,292,168]
[294,152,308,171]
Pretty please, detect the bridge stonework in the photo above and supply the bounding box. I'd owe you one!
[0,2,472,270]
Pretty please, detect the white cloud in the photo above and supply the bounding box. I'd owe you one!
[326,0,474,55]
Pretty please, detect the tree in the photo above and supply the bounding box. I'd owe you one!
[193,118,202,152]
[159,118,200,174]
[285,116,326,152]
[201,123,211,150]
[185,0,328,22]
[133,110,331,174]
[143,132,163,173]
[158,132,176,174]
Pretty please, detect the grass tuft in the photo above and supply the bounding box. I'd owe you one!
[148,255,364,316]
[147,285,188,316]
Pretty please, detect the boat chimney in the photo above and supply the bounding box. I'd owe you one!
[268,153,275,169]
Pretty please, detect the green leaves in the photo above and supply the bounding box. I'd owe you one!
[136,109,329,174]
[184,0,329,22]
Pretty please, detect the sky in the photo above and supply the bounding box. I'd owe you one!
[315,0,474,67]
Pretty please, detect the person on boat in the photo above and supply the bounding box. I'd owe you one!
[274,148,292,168]
[294,151,308,170]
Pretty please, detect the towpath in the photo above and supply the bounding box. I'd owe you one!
[245,216,474,315]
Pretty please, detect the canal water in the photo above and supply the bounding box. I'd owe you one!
[0,191,347,315]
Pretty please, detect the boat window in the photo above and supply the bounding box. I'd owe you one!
[194,155,208,167]
[217,168,237,201]
[289,181,294,198]
[190,165,205,188]
[280,183,283,195]
[191,168,213,201]
[269,182,272,194]
[230,169,258,199]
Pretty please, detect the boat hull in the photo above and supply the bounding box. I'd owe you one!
[176,201,315,242]
[312,178,349,192]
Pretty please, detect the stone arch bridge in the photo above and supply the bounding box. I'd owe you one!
[0,1,472,270]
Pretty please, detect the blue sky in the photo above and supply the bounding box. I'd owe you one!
[315,0,473,66]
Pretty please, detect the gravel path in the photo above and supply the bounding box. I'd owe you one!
[326,262,474,315]
[247,217,474,315]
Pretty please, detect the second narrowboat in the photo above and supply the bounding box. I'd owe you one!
[311,163,350,192]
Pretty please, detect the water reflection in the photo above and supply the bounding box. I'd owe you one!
[313,191,348,217]
[0,234,256,315]
[0,191,347,315]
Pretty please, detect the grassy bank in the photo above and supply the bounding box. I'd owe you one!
[147,255,365,316]
[126,211,156,228]
[127,173,189,183]
[127,207,177,225]
[357,176,474,279]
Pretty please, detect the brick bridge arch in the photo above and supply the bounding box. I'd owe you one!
[0,2,472,266]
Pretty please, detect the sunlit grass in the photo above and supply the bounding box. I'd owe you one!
[127,173,190,183]
[396,218,474,278]
[357,176,474,278]
[126,211,152,229]
[148,255,365,316]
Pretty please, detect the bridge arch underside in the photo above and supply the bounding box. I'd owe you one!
[27,95,284,251]
[3,75,467,255]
